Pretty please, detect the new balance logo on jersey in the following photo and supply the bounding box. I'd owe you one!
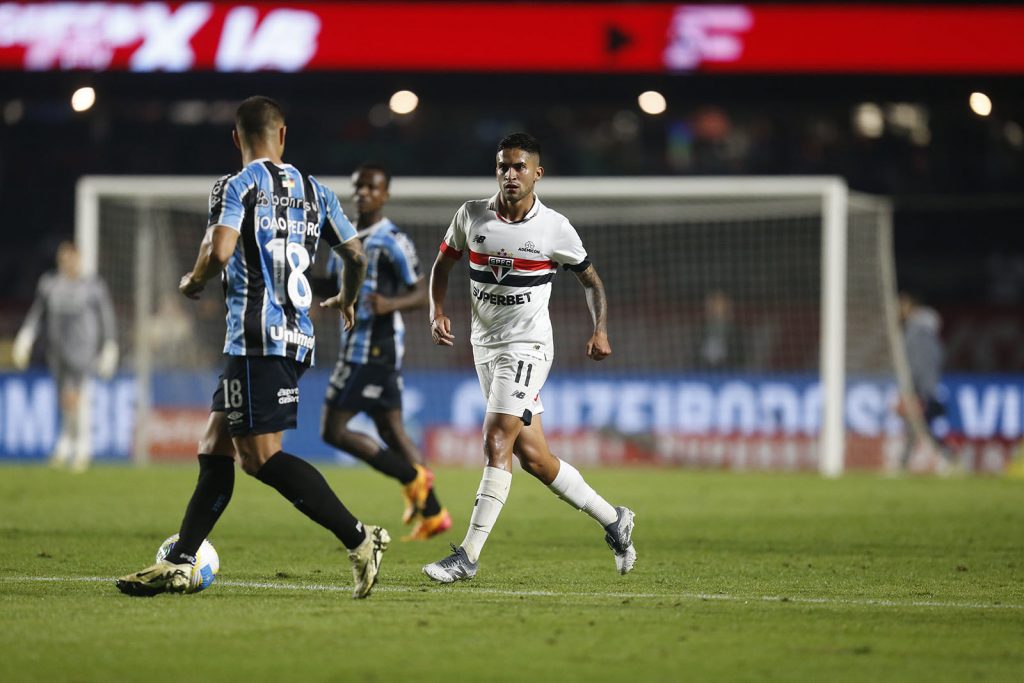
[510,390,526,399]
[488,256,514,281]
[269,325,315,349]
[473,235,486,244]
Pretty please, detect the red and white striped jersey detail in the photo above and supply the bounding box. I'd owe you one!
[439,242,463,260]
[440,193,588,353]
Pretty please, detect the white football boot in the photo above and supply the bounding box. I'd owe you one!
[422,545,478,583]
[603,506,637,575]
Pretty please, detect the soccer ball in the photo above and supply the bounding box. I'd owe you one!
[155,534,220,593]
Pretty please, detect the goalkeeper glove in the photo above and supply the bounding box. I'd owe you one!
[97,340,119,379]
[11,328,33,370]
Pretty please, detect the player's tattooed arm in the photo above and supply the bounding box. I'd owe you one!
[336,239,368,309]
[180,226,239,299]
[574,264,612,361]
[321,238,368,331]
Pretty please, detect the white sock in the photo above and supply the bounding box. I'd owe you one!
[51,431,72,465]
[70,387,92,471]
[52,405,79,465]
[71,426,92,471]
[548,459,618,527]
[461,466,512,563]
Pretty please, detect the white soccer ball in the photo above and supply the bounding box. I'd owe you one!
[155,534,220,593]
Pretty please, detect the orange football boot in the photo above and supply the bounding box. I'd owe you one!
[403,508,452,541]
[401,464,435,524]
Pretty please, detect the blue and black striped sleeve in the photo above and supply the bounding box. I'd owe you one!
[207,172,248,231]
[311,178,357,250]
[388,230,423,286]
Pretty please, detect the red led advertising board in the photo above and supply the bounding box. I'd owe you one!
[0,2,1021,74]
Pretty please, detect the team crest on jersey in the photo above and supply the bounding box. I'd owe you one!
[489,249,514,281]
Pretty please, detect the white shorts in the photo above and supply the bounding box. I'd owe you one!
[475,346,552,424]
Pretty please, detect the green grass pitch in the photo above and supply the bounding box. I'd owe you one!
[1,465,1021,682]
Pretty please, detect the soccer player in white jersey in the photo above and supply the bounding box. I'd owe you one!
[422,133,636,583]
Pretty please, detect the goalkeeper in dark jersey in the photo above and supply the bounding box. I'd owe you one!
[13,242,118,472]
[116,96,389,599]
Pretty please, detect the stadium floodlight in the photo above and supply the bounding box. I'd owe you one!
[638,91,667,115]
[969,92,992,117]
[76,175,904,476]
[389,90,419,115]
[853,103,884,138]
[71,87,95,112]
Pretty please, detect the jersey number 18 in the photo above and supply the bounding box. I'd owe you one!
[265,238,312,310]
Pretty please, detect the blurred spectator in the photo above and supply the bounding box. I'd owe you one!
[896,291,949,469]
[694,289,745,370]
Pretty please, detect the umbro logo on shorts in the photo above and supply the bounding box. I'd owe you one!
[227,411,243,422]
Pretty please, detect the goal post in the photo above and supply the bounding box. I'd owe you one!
[76,175,901,476]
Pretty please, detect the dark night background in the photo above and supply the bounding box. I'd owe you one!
[1,3,1021,371]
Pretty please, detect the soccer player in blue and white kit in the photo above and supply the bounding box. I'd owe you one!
[320,164,450,540]
[423,133,636,583]
[117,97,389,599]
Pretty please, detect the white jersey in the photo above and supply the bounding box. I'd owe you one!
[440,193,589,358]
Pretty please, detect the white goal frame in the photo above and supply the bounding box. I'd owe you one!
[76,175,897,477]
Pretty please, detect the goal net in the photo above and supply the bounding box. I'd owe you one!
[77,175,904,475]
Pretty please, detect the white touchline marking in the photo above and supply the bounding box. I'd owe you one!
[3,575,1022,611]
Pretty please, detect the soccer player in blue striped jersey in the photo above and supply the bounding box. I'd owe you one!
[320,164,450,541]
[117,96,389,599]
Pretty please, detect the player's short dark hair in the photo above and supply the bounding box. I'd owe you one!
[235,96,285,141]
[355,163,392,189]
[498,132,542,159]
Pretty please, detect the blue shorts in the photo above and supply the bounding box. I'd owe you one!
[324,360,402,414]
